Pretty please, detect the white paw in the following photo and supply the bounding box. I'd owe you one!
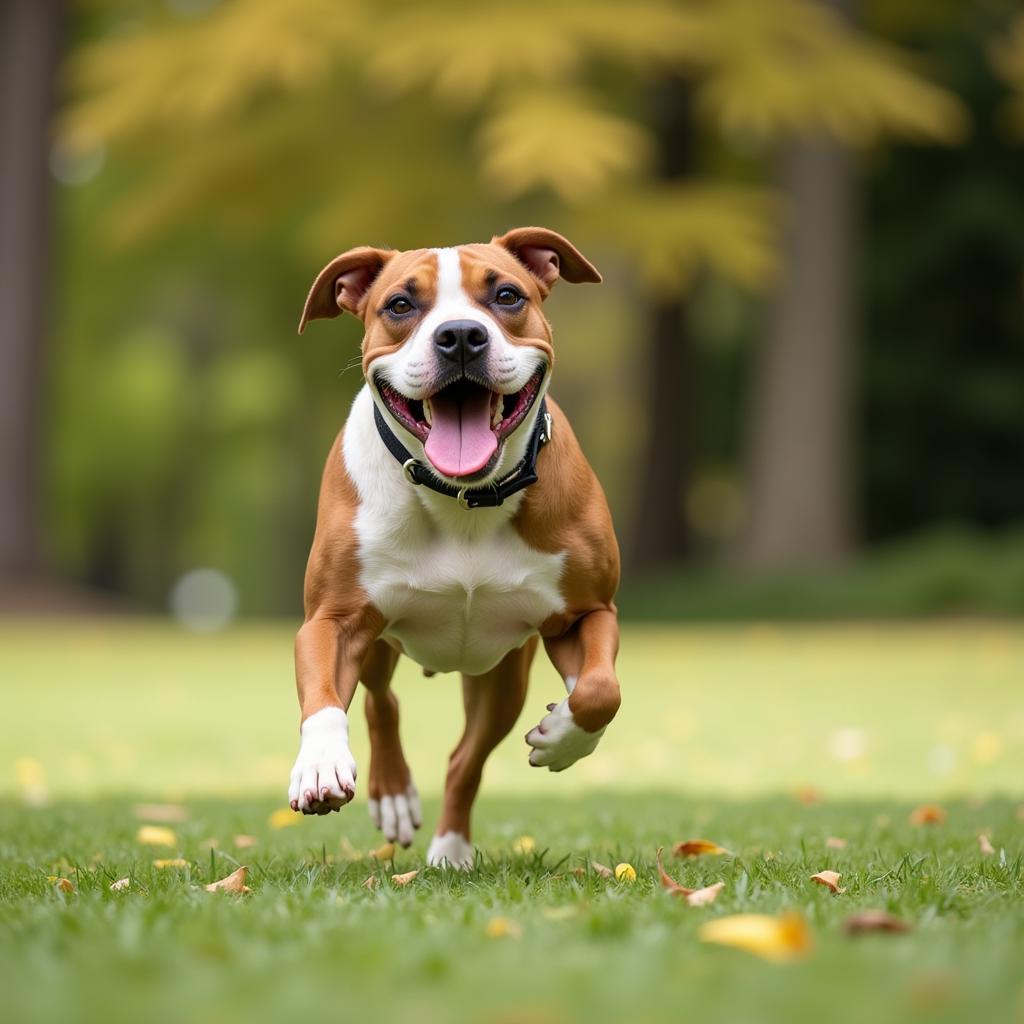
[288,706,358,815]
[525,697,604,772]
[427,831,474,870]
[368,784,422,847]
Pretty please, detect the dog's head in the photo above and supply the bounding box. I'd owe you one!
[299,227,601,484]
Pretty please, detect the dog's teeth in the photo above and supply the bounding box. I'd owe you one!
[423,399,432,426]
[492,397,503,429]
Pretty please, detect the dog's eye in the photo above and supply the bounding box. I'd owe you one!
[494,286,523,307]
[385,296,414,316]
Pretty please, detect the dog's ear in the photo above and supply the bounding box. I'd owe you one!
[298,247,394,333]
[492,226,602,293]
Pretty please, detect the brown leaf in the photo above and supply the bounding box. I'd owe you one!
[590,861,614,878]
[810,870,845,894]
[686,881,725,907]
[132,803,188,823]
[673,838,730,858]
[656,847,693,896]
[204,865,251,894]
[391,870,418,887]
[362,874,379,890]
[136,825,177,846]
[909,804,946,826]
[49,876,74,894]
[825,836,847,849]
[843,910,911,935]
[978,834,995,856]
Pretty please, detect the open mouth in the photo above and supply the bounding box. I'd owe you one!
[376,367,545,479]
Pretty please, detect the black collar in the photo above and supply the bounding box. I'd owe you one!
[372,397,552,509]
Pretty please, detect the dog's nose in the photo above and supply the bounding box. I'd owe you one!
[433,319,489,366]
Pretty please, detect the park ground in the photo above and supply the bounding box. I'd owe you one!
[1,619,1023,1023]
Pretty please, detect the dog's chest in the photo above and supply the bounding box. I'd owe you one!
[359,522,565,676]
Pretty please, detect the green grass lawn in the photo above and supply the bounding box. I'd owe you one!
[1,619,1023,1024]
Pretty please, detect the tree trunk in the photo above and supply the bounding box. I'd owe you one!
[0,0,63,584]
[740,137,856,568]
[630,75,696,570]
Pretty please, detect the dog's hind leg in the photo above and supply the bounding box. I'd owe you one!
[362,639,421,847]
[427,638,536,869]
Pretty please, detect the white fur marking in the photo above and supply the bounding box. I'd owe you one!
[344,387,566,676]
[427,831,475,870]
[288,706,358,811]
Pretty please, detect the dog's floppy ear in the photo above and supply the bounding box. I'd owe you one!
[492,226,602,293]
[298,246,394,333]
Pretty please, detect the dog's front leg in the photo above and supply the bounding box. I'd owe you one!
[527,609,621,772]
[289,610,381,815]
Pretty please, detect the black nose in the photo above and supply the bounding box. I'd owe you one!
[433,319,489,366]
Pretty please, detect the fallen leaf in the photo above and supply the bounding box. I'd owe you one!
[132,803,188,823]
[978,834,995,856]
[339,837,362,861]
[48,876,74,894]
[673,839,730,858]
[569,866,587,879]
[391,870,418,887]
[614,862,637,882]
[909,804,946,826]
[810,870,845,894]
[371,842,397,861]
[794,785,823,806]
[136,825,177,846]
[513,835,536,854]
[204,866,251,894]
[843,910,911,935]
[268,808,300,829]
[825,836,847,849]
[686,881,725,907]
[233,835,258,850]
[362,874,379,890]
[109,877,131,892]
[699,913,813,963]
[485,916,522,939]
[153,858,188,869]
[590,861,614,878]
[656,847,693,896]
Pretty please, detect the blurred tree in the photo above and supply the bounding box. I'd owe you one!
[0,0,65,596]
[49,0,966,605]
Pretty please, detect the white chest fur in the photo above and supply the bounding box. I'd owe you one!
[342,387,566,676]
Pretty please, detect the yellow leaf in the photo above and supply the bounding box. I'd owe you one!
[371,843,396,861]
[391,870,418,887]
[204,866,251,894]
[268,808,300,829]
[614,863,637,882]
[810,870,844,894]
[153,858,188,869]
[136,825,177,846]
[699,913,813,963]
[48,876,74,894]
[673,839,730,858]
[485,917,522,939]
[513,836,536,855]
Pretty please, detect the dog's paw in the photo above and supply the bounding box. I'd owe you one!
[368,784,422,847]
[427,831,475,870]
[525,698,604,772]
[288,706,358,815]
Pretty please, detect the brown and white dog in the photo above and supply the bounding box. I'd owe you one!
[288,227,621,868]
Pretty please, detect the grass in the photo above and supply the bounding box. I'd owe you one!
[2,618,1023,1023]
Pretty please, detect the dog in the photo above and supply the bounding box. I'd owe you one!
[288,227,621,868]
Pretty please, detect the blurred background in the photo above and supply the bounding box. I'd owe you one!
[2,0,1023,800]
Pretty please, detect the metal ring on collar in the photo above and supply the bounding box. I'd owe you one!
[402,458,423,485]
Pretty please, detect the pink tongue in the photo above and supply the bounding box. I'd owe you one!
[424,388,497,478]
